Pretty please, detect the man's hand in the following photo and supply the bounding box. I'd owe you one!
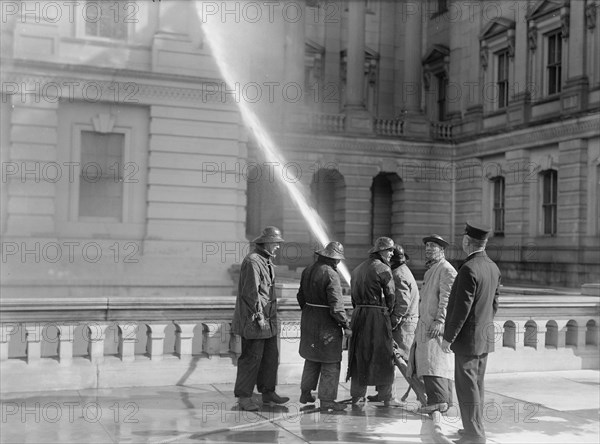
[441,339,452,353]
[391,315,402,331]
[428,320,444,338]
[254,312,268,329]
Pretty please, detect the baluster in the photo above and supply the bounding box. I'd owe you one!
[57,324,76,365]
[0,323,18,361]
[173,321,197,359]
[25,324,42,363]
[118,322,138,362]
[534,320,549,350]
[86,323,109,363]
[202,322,227,356]
[556,320,568,348]
[146,323,168,361]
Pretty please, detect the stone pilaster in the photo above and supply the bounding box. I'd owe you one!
[558,139,588,240]
[344,0,372,134]
[401,1,428,137]
[562,0,589,113]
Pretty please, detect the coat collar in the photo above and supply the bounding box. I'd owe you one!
[464,250,486,263]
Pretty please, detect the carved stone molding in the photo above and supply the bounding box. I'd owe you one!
[458,116,600,158]
[92,114,115,133]
[586,2,598,30]
[2,71,237,106]
[507,30,515,59]
[480,42,489,70]
[528,21,538,52]
[561,6,570,39]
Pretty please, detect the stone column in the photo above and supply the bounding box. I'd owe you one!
[562,0,589,113]
[344,0,372,133]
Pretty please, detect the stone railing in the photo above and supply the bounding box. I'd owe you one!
[374,118,405,137]
[302,112,346,133]
[431,121,453,140]
[0,285,598,393]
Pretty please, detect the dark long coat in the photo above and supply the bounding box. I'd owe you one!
[346,254,396,386]
[444,251,501,355]
[231,247,277,339]
[297,257,350,363]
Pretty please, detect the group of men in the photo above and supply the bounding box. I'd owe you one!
[232,222,501,444]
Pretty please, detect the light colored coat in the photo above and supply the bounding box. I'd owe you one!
[413,258,457,379]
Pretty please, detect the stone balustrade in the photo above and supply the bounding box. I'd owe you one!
[374,118,405,137]
[431,121,453,140]
[0,286,598,393]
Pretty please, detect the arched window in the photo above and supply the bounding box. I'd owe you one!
[311,168,345,242]
[370,173,402,243]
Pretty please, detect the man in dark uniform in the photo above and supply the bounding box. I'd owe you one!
[347,237,397,405]
[297,241,351,411]
[442,222,501,444]
[232,226,290,411]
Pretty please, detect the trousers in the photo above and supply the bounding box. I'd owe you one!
[300,360,341,402]
[454,353,488,441]
[234,336,279,398]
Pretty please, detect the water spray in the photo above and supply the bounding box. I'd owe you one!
[198,4,351,285]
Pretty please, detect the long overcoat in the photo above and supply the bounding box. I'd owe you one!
[231,248,277,339]
[297,257,350,363]
[412,258,457,379]
[391,263,420,357]
[346,254,396,386]
[444,251,501,355]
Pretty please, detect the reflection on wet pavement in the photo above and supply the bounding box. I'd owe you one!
[1,371,598,443]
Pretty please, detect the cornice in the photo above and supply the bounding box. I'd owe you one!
[456,114,600,159]
[281,133,453,159]
[1,60,236,107]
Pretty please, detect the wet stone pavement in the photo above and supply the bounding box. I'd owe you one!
[1,370,598,443]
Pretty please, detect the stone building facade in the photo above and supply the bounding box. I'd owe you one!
[1,0,599,302]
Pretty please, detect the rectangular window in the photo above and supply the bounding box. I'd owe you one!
[547,31,562,95]
[437,74,448,121]
[542,170,558,235]
[497,50,509,109]
[79,131,124,221]
[493,177,505,235]
[84,1,128,40]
